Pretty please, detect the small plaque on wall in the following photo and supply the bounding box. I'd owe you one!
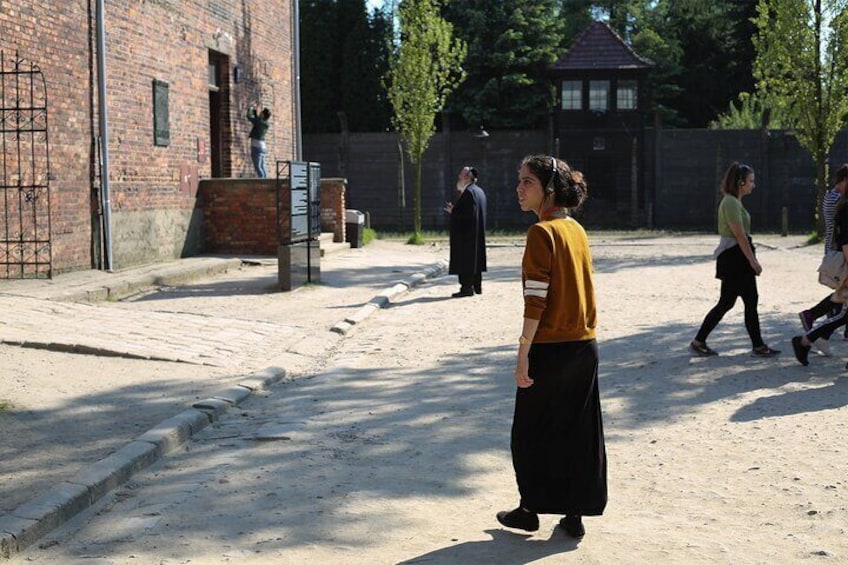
[153,79,170,147]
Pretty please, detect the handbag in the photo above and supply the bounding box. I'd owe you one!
[817,249,848,289]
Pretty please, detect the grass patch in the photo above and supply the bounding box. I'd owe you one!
[0,400,13,413]
[362,227,377,246]
[406,232,426,245]
[806,231,822,246]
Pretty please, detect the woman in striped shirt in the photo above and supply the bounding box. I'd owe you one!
[496,155,607,539]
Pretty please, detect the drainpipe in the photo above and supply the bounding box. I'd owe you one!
[293,0,303,160]
[96,0,113,271]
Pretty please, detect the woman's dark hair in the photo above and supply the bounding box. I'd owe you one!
[720,162,753,197]
[520,154,588,209]
[833,163,848,186]
[261,108,271,120]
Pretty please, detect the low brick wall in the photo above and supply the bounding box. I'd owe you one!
[199,178,346,254]
[320,178,346,243]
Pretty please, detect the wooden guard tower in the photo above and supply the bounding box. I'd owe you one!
[550,21,653,226]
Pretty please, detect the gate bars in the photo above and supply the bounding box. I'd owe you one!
[0,50,52,279]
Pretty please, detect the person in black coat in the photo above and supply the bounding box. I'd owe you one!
[444,166,487,297]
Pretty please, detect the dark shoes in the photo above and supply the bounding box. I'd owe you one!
[474,286,482,295]
[496,507,539,532]
[792,336,811,366]
[752,345,781,357]
[689,340,718,356]
[559,515,585,538]
[451,289,474,298]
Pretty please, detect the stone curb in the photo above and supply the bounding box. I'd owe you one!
[0,366,286,560]
[331,258,448,335]
[0,257,447,559]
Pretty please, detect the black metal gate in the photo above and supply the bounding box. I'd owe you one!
[0,50,52,279]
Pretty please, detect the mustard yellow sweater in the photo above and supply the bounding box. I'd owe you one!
[522,216,597,342]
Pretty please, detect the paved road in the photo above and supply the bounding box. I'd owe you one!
[14,235,848,564]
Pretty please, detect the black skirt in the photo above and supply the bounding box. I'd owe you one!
[715,236,756,282]
[510,339,607,516]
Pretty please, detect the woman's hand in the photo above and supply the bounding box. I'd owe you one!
[750,257,762,276]
[514,352,534,388]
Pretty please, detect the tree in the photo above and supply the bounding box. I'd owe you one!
[753,0,848,235]
[443,1,564,129]
[709,91,795,130]
[300,0,393,133]
[385,0,466,241]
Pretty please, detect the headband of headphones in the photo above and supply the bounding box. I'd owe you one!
[545,157,557,194]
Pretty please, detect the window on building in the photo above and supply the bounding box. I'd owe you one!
[589,80,609,112]
[153,79,169,147]
[617,80,638,110]
[561,80,582,110]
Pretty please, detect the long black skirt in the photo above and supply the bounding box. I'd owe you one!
[511,339,607,516]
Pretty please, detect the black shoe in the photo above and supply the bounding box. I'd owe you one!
[452,289,474,298]
[752,345,781,357]
[496,507,539,532]
[474,287,482,295]
[791,336,810,366]
[689,340,717,356]
[558,515,585,538]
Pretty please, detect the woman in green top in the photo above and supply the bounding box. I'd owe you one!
[690,162,780,357]
[247,103,271,178]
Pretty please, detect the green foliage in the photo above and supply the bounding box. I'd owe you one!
[443,1,565,129]
[753,0,848,234]
[386,0,466,237]
[300,0,393,133]
[406,231,426,245]
[0,399,12,413]
[362,227,377,245]
[709,91,795,129]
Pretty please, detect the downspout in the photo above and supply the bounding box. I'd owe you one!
[293,0,302,160]
[96,0,113,271]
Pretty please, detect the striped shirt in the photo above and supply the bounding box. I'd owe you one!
[823,189,841,253]
[522,216,596,343]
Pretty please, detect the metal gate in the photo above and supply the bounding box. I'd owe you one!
[0,50,52,279]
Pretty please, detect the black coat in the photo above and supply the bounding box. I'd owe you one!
[449,183,487,275]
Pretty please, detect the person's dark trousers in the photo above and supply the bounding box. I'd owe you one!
[808,294,842,319]
[458,273,476,294]
[808,303,848,341]
[695,276,764,348]
[473,273,482,294]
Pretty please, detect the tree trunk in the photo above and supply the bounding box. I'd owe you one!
[414,158,423,235]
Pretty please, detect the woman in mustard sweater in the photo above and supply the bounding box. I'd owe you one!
[496,154,607,539]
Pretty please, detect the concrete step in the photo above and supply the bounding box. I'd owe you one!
[319,232,350,257]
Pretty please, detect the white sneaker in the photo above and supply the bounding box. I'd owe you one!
[814,338,831,356]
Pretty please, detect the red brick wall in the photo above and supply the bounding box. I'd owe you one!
[0,0,295,274]
[199,179,284,255]
[320,178,346,242]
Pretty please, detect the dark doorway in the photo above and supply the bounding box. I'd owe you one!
[208,51,230,177]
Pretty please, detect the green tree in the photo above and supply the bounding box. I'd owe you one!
[386,0,466,241]
[443,1,564,129]
[709,91,795,130]
[754,0,848,235]
[301,0,393,133]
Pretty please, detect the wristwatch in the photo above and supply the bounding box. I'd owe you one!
[519,335,531,345]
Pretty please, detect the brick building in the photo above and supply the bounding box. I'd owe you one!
[0,0,296,276]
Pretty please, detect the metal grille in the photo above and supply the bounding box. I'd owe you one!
[1,50,52,279]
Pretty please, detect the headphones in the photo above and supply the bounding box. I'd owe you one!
[545,157,557,194]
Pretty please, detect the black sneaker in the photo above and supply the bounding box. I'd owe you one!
[689,340,718,356]
[496,507,539,532]
[559,515,585,538]
[752,345,781,357]
[791,336,811,366]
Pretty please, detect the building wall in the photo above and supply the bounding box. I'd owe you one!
[0,0,295,274]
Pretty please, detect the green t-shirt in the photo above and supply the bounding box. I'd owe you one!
[717,194,750,237]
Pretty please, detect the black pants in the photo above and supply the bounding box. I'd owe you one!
[695,275,764,348]
[807,302,848,341]
[458,273,482,293]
